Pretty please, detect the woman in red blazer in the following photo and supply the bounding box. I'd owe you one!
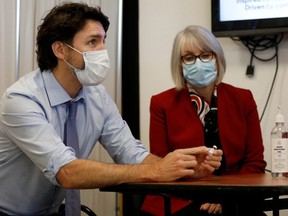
[141,25,266,216]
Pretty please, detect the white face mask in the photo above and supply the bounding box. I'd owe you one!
[64,43,110,86]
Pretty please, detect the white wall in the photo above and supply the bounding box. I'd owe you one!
[139,0,288,184]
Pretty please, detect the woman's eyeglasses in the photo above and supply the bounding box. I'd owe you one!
[181,51,214,65]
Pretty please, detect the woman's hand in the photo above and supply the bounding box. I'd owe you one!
[189,146,223,179]
[200,203,222,214]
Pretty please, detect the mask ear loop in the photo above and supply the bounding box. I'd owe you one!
[63,43,85,72]
[63,58,78,71]
[64,43,83,55]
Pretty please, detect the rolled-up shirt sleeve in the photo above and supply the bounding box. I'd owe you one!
[44,147,76,185]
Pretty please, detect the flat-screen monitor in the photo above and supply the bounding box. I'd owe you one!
[211,0,288,37]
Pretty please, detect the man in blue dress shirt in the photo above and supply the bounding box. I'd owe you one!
[0,2,222,215]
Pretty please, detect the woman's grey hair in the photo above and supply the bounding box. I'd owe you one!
[171,25,226,90]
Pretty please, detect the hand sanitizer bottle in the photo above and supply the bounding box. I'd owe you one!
[271,106,288,177]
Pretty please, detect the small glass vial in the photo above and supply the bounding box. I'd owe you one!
[271,106,288,177]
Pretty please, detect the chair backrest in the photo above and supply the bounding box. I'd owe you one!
[81,205,97,216]
[58,204,97,216]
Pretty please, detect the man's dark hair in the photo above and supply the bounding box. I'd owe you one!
[36,2,110,71]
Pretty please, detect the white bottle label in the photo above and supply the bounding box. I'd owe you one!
[271,138,288,173]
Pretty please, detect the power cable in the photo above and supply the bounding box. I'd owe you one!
[231,34,283,122]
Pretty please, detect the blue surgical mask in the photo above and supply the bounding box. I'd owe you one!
[183,59,217,87]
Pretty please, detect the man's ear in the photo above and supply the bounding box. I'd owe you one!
[51,41,66,59]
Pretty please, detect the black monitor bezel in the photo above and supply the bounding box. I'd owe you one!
[211,0,288,37]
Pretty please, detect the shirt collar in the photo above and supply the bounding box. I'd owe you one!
[42,71,85,107]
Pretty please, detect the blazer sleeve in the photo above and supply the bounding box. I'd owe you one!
[149,95,171,157]
[218,84,266,174]
[238,90,267,174]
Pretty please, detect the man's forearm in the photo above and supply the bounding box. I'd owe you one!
[56,158,157,189]
[55,147,222,189]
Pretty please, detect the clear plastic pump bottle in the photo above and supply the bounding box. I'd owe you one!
[271,106,288,177]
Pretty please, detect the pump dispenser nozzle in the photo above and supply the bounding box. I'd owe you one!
[276,106,284,123]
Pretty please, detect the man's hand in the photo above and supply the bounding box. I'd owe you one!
[147,146,222,181]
